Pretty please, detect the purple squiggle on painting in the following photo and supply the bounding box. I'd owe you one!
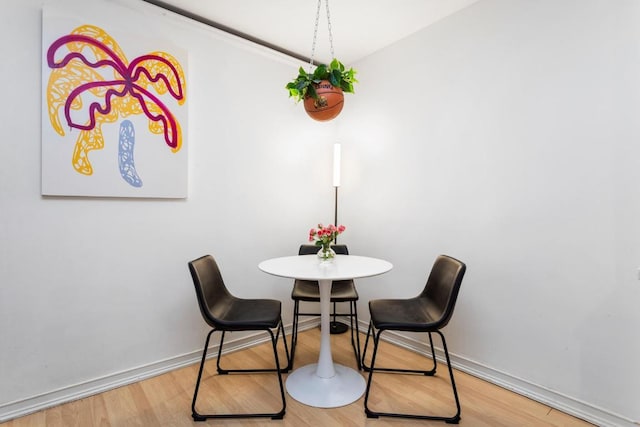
[47,34,184,149]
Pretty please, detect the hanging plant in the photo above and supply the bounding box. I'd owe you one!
[285,59,358,122]
[284,0,357,122]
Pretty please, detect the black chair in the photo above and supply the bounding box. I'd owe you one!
[288,244,362,370]
[362,255,466,424]
[188,255,290,421]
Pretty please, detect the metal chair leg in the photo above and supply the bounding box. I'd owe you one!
[275,320,291,373]
[268,327,287,420]
[191,326,288,421]
[363,328,461,424]
[191,329,215,421]
[438,330,461,423]
[216,330,227,374]
[362,323,436,375]
[288,300,300,371]
[363,328,381,418]
[361,322,374,371]
[349,301,362,369]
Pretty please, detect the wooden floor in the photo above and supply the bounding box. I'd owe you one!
[3,327,594,427]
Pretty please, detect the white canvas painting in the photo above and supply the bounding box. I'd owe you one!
[42,7,188,198]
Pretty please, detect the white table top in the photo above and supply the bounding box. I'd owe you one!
[258,254,393,282]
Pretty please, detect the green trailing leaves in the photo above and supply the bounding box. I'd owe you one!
[313,64,327,80]
[285,58,358,102]
[329,69,341,87]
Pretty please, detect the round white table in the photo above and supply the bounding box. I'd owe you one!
[258,254,392,408]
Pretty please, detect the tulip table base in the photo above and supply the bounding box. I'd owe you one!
[258,255,392,408]
[285,363,366,408]
[285,277,366,407]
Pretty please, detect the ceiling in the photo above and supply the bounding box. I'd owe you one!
[143,0,480,64]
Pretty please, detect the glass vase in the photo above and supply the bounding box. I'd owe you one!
[317,244,336,263]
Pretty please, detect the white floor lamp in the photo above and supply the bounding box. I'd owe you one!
[333,142,341,233]
[330,142,348,334]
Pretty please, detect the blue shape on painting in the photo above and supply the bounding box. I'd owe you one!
[118,120,143,187]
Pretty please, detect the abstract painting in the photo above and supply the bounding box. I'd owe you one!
[42,8,188,198]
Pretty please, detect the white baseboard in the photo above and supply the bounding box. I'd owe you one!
[2,318,635,427]
[372,325,637,427]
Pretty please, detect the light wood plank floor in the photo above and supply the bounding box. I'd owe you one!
[3,328,594,427]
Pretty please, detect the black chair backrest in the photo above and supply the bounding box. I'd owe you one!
[298,244,349,255]
[419,255,466,329]
[188,255,234,328]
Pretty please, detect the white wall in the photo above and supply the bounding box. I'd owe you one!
[2,0,639,425]
[0,0,337,420]
[341,0,640,425]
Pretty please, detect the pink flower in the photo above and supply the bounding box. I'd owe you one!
[308,223,346,245]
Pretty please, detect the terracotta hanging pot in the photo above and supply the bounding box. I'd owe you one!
[303,80,344,122]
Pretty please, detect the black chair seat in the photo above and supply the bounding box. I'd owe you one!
[210,298,282,330]
[369,297,441,332]
[292,279,358,302]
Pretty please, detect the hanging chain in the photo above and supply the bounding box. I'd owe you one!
[325,0,335,60]
[308,0,322,71]
[309,0,335,72]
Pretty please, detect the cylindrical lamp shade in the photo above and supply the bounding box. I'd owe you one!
[333,143,341,187]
